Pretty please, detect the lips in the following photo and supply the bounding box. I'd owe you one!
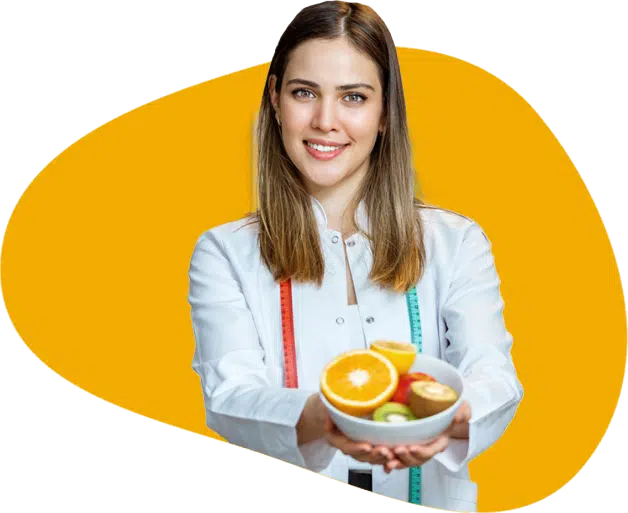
[303,140,350,161]
[305,138,348,147]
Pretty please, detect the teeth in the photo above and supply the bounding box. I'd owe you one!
[307,142,344,152]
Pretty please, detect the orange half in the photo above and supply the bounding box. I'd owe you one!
[320,349,399,417]
[370,340,417,375]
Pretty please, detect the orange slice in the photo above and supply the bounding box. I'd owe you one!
[320,349,399,417]
[370,340,417,375]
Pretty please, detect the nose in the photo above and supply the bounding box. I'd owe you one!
[311,98,340,133]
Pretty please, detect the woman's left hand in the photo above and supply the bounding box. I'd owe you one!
[383,401,472,473]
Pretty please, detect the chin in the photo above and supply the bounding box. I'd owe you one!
[300,169,349,190]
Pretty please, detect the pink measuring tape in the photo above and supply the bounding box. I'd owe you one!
[279,280,298,389]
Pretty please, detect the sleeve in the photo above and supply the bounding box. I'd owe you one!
[188,231,338,472]
[432,221,524,472]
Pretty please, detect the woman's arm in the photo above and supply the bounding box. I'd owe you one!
[433,220,524,472]
[189,230,336,471]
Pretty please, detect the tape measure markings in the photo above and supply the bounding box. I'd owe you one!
[406,285,423,505]
[280,280,298,388]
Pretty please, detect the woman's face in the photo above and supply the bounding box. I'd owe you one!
[269,37,385,195]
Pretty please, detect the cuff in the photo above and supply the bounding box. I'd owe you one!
[298,438,339,472]
[210,386,317,469]
[208,384,341,473]
[433,377,521,472]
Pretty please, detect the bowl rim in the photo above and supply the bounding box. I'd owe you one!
[319,354,465,427]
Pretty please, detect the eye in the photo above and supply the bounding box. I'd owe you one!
[344,93,367,103]
[292,88,315,99]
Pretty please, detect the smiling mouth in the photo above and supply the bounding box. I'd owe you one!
[303,141,350,161]
[304,141,349,152]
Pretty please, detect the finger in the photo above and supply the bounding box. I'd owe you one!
[454,401,471,423]
[453,404,465,422]
[385,458,405,473]
[424,435,449,457]
[429,436,449,456]
[350,445,388,465]
[339,436,373,458]
[345,442,374,459]
[347,446,374,462]
[324,425,346,442]
[393,446,421,467]
[325,427,368,454]
[369,445,393,465]
[442,421,457,437]
[324,418,343,438]
[323,425,345,447]
[408,444,429,461]
[409,436,449,460]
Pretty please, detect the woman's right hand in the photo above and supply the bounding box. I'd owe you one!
[323,414,396,467]
[298,393,395,466]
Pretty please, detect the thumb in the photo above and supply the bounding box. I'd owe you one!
[457,401,472,423]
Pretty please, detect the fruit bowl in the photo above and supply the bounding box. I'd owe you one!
[320,354,465,446]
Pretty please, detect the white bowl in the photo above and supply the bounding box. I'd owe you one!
[320,353,465,446]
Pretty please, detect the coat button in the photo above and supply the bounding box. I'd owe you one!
[366,316,374,324]
[331,235,339,243]
[336,317,345,325]
[347,240,356,247]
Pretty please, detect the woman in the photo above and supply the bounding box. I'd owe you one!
[188,2,523,511]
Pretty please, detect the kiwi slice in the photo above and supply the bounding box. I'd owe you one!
[408,381,458,419]
[372,402,417,423]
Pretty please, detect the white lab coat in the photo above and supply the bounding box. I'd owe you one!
[188,196,524,512]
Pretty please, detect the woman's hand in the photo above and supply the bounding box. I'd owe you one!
[297,394,395,464]
[323,400,472,473]
[383,401,472,473]
[296,393,331,445]
[324,416,398,466]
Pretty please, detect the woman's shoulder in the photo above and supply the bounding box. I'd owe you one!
[417,204,491,257]
[418,204,478,234]
[192,213,260,254]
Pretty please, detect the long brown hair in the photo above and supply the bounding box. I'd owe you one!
[246,1,426,293]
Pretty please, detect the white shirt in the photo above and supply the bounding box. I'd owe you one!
[188,196,524,512]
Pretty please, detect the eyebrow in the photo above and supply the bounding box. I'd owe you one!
[286,78,376,92]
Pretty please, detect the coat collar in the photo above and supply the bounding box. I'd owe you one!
[310,195,370,236]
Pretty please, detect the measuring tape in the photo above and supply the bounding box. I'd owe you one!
[280,280,298,389]
[280,279,423,505]
[406,285,422,505]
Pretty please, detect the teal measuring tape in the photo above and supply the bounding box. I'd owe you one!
[406,285,422,505]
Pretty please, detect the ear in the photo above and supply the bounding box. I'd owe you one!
[268,74,279,111]
[378,116,387,135]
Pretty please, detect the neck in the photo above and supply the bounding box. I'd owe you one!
[308,167,366,238]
